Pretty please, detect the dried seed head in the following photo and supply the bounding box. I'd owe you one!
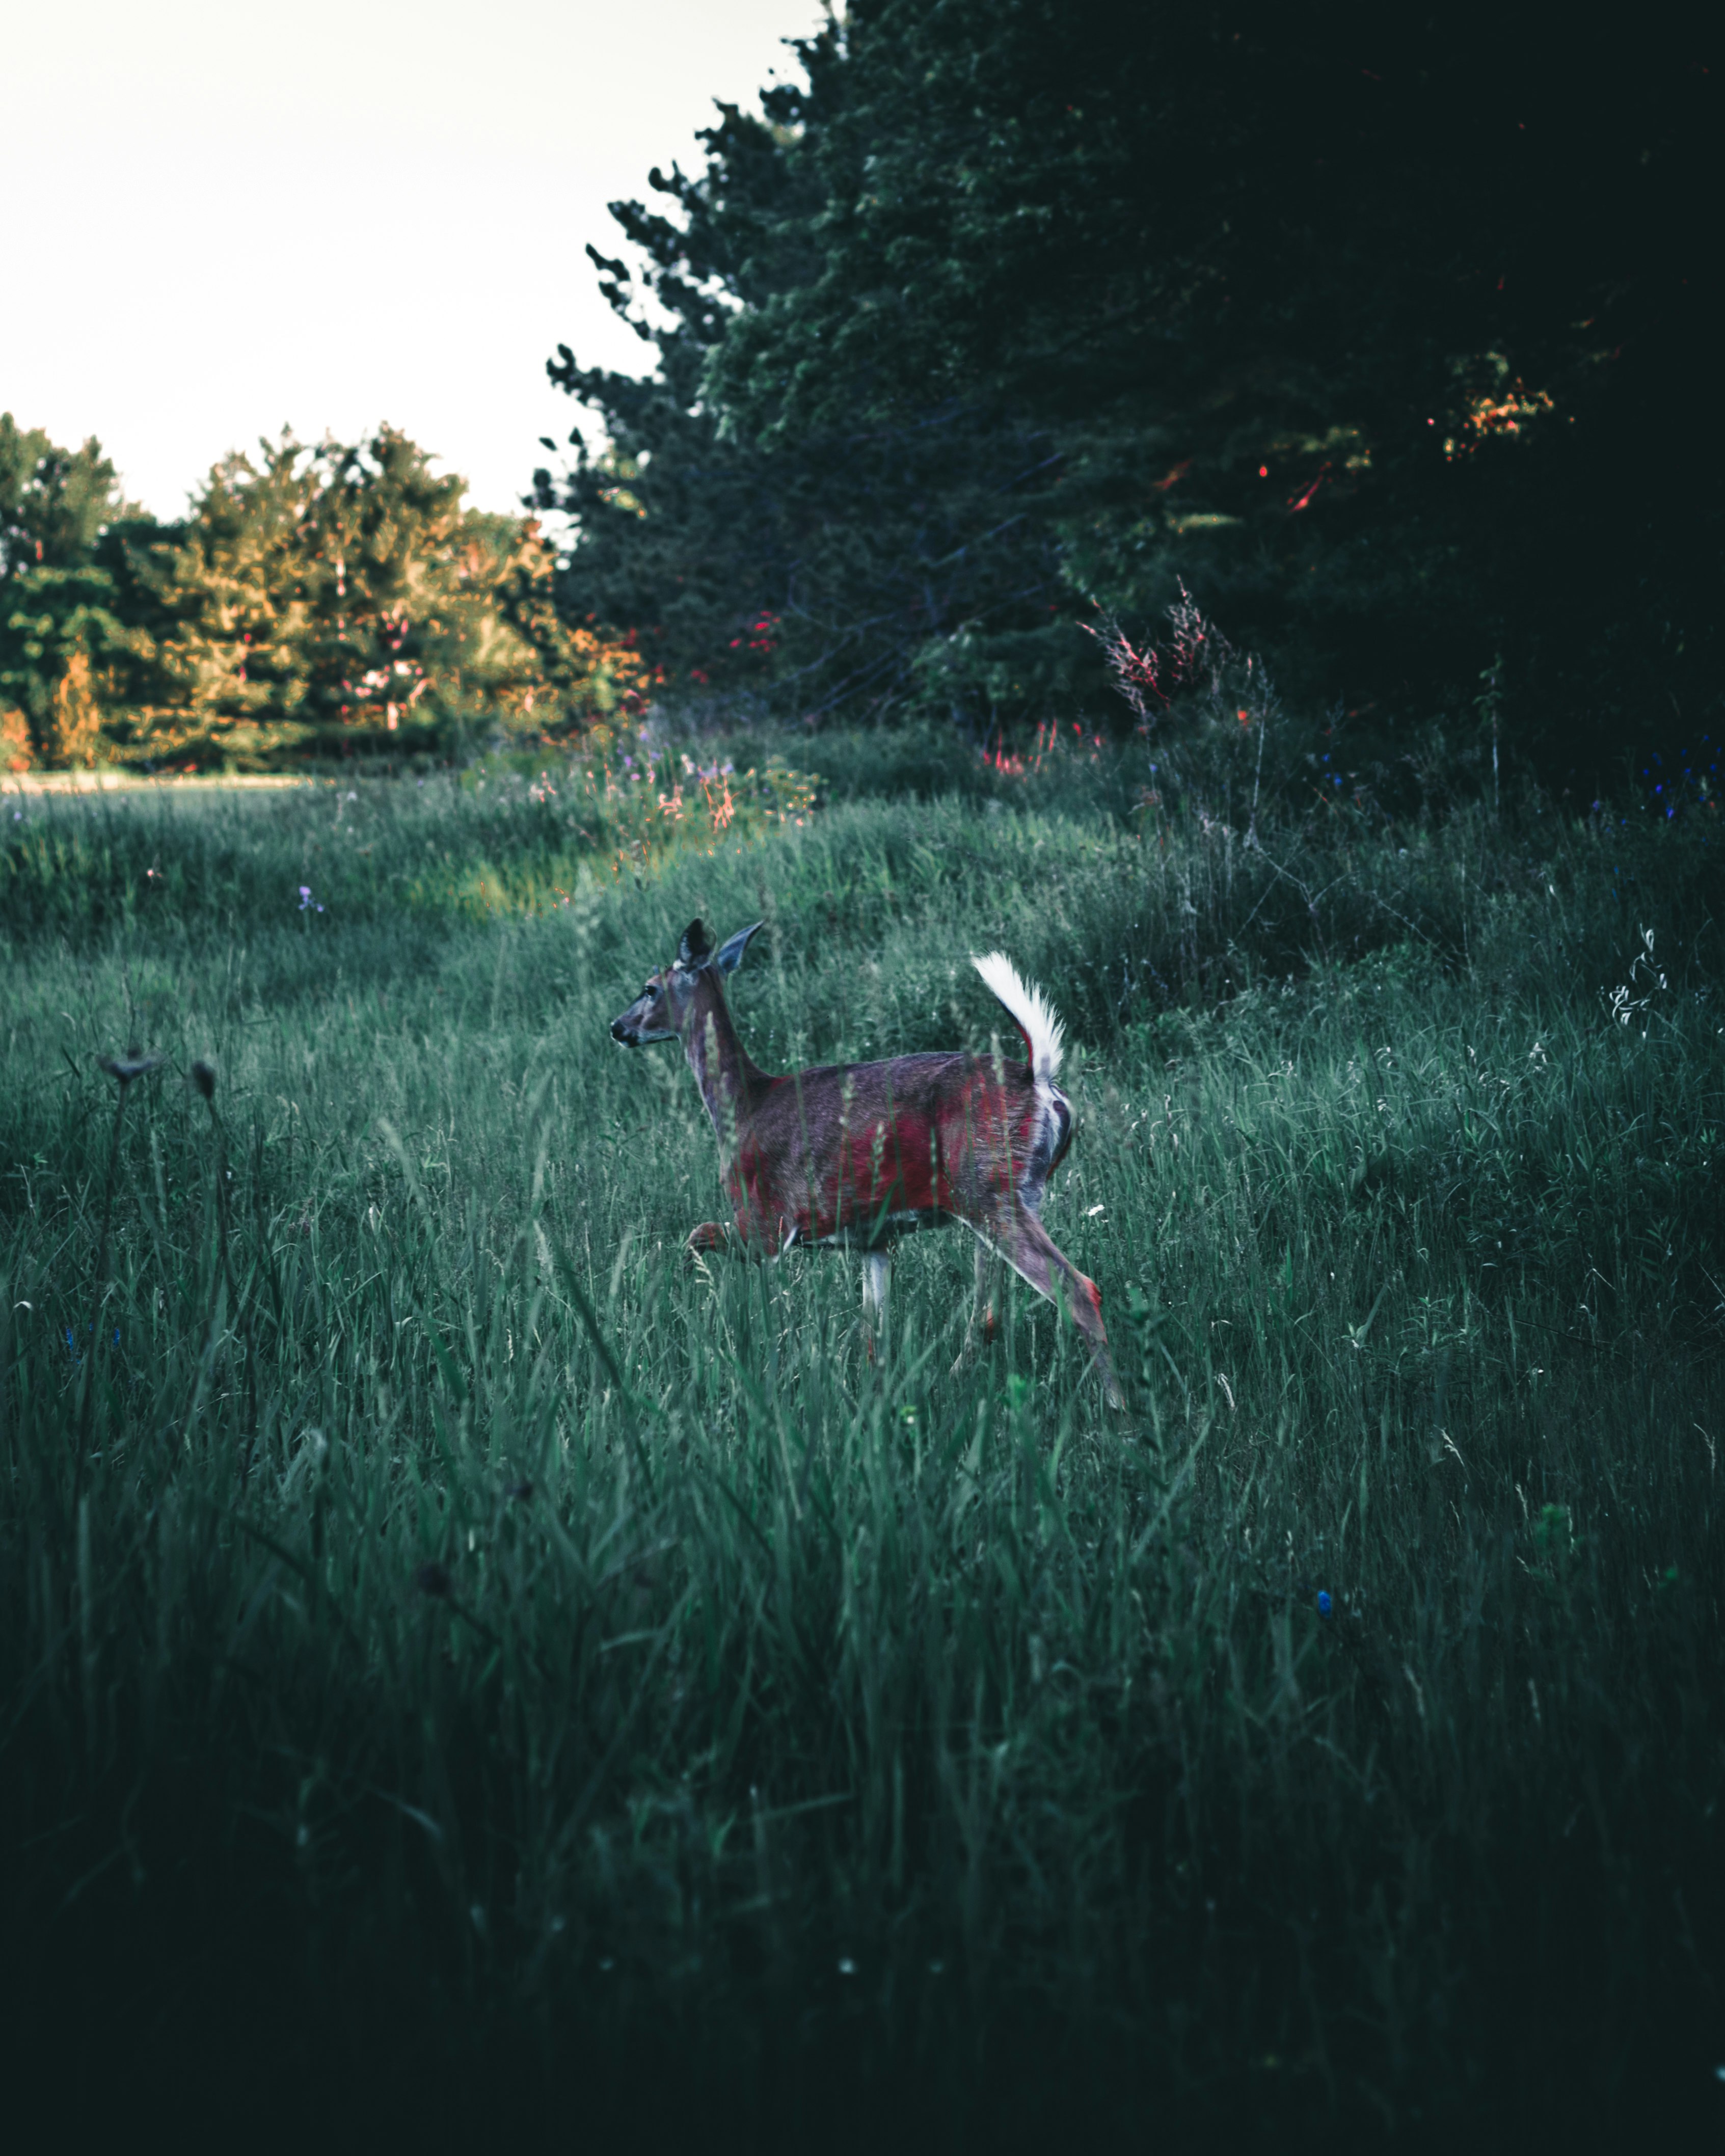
[99,1053,163,1086]
[192,1060,217,1100]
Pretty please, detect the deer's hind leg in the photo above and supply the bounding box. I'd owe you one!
[953,1236,1003,1374]
[987,1203,1123,1411]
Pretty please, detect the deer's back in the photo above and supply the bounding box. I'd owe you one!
[730,1049,1058,1247]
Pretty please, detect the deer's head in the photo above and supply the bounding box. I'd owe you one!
[610,918,763,1047]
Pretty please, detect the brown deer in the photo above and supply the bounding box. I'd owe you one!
[610,920,1121,1406]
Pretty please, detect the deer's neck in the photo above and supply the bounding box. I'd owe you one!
[682,977,768,1150]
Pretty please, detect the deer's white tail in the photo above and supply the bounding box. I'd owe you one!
[972,952,1065,1083]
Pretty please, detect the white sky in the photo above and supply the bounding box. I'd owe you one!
[2,0,824,519]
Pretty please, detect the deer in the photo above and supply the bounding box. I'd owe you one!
[609,919,1122,1408]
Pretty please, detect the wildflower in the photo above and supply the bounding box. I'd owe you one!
[298,885,324,912]
[1316,1590,1333,1618]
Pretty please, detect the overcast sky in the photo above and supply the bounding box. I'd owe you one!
[3,0,823,519]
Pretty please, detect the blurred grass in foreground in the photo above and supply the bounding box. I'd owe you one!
[1,736,1721,2144]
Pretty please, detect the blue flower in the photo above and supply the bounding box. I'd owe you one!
[1316,1590,1333,1618]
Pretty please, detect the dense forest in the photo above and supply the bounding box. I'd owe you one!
[540,0,1717,788]
[5,2,1717,795]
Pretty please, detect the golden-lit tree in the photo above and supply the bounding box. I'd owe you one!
[106,427,654,767]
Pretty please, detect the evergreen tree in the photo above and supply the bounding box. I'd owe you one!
[0,415,147,766]
[110,428,522,763]
[536,33,1076,732]
[549,1,1719,771]
[0,415,132,578]
[1,422,651,770]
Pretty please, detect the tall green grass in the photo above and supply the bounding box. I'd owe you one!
[2,746,1721,2142]
[0,747,815,939]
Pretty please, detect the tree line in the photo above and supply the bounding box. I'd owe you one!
[7,2,1714,780]
[1,419,651,771]
[540,0,1717,784]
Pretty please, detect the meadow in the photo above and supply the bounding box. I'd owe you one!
[2,726,1721,2144]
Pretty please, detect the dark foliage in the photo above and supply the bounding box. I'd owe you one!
[546,1,1721,775]
[537,35,1075,734]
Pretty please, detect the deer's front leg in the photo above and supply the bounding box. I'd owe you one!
[687,1211,801,1262]
[990,1204,1124,1411]
[860,1249,892,1362]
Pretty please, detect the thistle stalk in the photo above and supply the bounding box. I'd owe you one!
[192,1059,256,1470]
[78,1051,160,1480]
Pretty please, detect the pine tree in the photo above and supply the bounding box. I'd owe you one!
[550,1,1720,770]
[2,417,651,769]
[0,415,146,765]
[538,34,1076,731]
[105,429,653,767]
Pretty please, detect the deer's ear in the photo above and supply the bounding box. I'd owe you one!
[713,921,764,975]
[678,920,712,969]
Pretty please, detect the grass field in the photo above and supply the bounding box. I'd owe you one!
[3,730,1722,2145]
